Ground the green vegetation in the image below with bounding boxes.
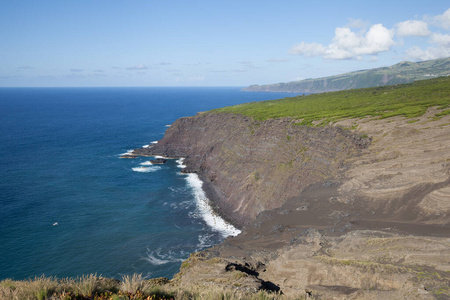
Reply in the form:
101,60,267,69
435,108,450,118
244,56,450,93
214,76,450,126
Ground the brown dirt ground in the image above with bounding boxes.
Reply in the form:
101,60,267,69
191,109,450,299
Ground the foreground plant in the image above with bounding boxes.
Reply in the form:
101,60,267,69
0,273,287,299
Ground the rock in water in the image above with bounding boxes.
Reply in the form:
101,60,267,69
149,158,167,164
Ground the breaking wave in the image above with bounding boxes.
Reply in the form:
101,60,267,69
132,166,161,173
185,173,241,238
119,149,134,156
142,141,158,149
176,158,186,169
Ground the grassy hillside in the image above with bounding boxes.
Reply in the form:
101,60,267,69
214,76,450,126
243,57,450,93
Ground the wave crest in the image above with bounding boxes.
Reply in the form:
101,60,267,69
132,166,161,173
185,173,241,238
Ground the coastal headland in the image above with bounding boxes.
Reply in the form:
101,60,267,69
132,77,450,299
3,77,449,299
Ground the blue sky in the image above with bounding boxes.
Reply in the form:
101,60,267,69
1,0,450,87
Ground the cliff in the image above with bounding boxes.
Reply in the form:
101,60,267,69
130,78,450,299
134,113,369,227
3,80,450,300
243,57,450,93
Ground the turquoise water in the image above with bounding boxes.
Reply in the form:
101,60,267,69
0,87,297,280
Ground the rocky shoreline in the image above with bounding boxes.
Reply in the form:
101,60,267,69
130,110,450,299
132,113,371,227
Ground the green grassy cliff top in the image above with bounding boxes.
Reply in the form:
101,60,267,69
213,76,450,126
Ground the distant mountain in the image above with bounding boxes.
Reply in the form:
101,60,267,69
243,57,450,93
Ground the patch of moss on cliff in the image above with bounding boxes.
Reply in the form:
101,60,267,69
212,76,450,125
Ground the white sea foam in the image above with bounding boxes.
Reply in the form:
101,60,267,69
119,149,134,156
185,173,241,238
142,141,158,148
169,200,192,210
168,186,188,194
144,254,170,265
165,125,171,127
176,158,186,169
144,248,185,266
138,154,166,166
132,166,161,173
197,233,214,248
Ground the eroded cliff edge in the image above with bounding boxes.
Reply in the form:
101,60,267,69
133,110,450,299
134,112,370,228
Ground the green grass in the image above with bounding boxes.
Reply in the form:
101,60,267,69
213,76,450,126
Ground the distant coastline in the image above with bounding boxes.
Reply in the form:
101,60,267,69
243,56,450,93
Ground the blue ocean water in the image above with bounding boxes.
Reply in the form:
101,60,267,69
0,87,297,281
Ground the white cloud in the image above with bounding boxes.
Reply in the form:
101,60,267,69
433,8,450,30
405,32,450,61
402,9,450,61
333,27,361,49
396,20,431,37
289,8,450,62
324,43,355,60
355,24,395,55
431,33,450,47
290,24,394,60
405,45,450,61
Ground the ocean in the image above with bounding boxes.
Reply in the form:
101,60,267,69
0,87,296,281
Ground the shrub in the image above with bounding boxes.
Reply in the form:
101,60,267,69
120,273,146,294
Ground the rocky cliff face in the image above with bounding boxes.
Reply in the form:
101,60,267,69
134,112,369,227
133,110,450,299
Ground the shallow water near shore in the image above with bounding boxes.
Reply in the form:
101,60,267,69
0,87,297,280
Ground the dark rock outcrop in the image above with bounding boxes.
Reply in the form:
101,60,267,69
120,154,138,159
149,158,167,164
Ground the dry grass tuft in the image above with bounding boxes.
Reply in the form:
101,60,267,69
0,273,289,299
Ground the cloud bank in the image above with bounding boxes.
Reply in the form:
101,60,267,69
290,8,450,61
396,20,431,37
